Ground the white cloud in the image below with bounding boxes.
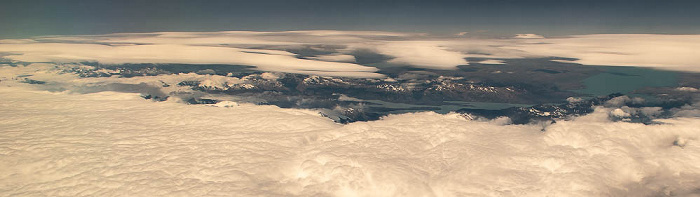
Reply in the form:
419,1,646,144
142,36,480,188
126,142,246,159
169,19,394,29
3,34,700,196
605,96,632,107
0,43,382,78
504,34,700,72
513,34,545,39
260,72,280,80
1,74,700,196
677,87,699,92
476,59,506,65
374,41,469,69
2,31,700,79
610,108,631,117
566,97,584,103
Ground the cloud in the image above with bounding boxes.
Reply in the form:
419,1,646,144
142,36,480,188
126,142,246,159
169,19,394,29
3,34,700,196
2,75,700,196
504,34,700,72
567,97,584,103
513,34,545,39
0,43,382,78
677,87,700,92
1,31,700,80
476,59,505,65
672,103,700,117
306,54,357,63
610,108,631,117
604,95,644,107
373,41,469,69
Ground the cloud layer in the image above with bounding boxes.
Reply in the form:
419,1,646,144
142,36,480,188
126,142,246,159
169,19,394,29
1,31,699,78
1,66,700,196
505,34,700,72
0,42,381,78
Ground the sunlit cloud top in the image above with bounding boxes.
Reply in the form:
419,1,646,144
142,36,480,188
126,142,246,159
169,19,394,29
1,31,699,77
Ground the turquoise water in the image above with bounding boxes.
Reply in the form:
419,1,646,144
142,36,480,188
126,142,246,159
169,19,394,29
443,101,533,111
363,99,532,114
354,66,678,114
575,67,677,96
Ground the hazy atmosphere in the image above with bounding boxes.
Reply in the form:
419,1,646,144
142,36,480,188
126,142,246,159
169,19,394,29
2,0,700,38
1,1,700,196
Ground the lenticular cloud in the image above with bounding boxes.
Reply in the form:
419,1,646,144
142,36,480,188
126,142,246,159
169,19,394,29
1,31,700,74
1,84,699,196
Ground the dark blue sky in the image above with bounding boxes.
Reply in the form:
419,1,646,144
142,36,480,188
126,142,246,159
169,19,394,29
1,0,699,38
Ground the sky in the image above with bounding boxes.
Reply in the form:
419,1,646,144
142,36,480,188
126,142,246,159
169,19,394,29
2,0,700,39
